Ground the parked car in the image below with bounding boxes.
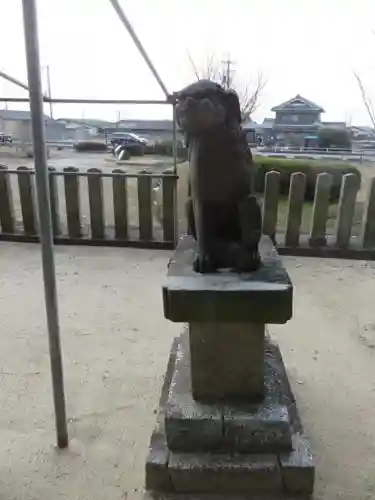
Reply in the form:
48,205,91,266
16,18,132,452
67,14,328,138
110,132,148,156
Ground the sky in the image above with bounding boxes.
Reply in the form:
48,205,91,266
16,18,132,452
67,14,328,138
1,0,375,125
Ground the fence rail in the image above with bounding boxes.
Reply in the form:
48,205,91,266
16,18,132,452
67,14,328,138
0,165,177,249
262,171,375,259
0,166,375,260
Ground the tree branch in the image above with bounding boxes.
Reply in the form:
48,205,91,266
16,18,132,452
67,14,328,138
187,52,267,122
239,72,267,122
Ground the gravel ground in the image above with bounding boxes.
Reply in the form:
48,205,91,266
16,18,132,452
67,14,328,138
0,243,375,499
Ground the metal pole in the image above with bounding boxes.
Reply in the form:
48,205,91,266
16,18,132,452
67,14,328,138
46,65,53,119
172,101,178,246
172,102,177,175
0,97,168,104
21,0,68,449
0,69,30,92
108,0,169,98
0,69,50,100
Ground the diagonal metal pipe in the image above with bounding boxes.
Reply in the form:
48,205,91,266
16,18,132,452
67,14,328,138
0,69,50,100
108,0,170,99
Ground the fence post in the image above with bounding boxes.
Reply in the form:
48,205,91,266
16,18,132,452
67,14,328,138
361,177,375,249
48,167,61,237
309,173,333,247
63,167,81,238
162,170,176,244
138,171,152,242
0,165,15,234
335,173,359,248
262,170,280,242
112,168,128,240
285,172,306,247
17,166,37,235
87,168,105,239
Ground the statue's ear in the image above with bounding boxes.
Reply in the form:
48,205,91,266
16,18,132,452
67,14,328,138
224,89,242,124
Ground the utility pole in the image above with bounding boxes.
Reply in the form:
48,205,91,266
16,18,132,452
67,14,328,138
46,65,53,119
221,54,235,89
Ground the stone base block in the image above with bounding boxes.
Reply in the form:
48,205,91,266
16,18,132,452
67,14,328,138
168,452,282,494
145,337,179,493
146,423,171,492
163,235,293,324
279,434,315,495
145,335,315,498
144,492,311,500
165,333,293,454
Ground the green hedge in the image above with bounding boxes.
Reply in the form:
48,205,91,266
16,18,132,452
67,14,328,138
145,140,188,159
73,140,108,152
253,156,361,202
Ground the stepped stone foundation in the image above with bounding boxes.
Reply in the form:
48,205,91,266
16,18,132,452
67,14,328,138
144,235,315,499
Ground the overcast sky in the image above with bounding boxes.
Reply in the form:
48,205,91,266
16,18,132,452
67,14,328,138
1,0,374,125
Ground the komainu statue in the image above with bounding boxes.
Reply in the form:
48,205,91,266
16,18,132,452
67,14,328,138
175,79,262,274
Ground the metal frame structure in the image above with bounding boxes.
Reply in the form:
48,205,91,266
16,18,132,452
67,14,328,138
17,0,178,448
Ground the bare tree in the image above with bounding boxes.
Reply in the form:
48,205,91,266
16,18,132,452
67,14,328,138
187,52,267,122
353,71,375,130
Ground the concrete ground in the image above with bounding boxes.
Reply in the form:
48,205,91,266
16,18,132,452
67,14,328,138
0,243,375,500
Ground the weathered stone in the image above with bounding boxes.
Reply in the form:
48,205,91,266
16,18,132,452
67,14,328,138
223,342,292,453
143,492,312,499
168,452,283,494
163,235,293,324
145,422,172,492
165,335,223,452
176,80,261,274
165,333,298,454
145,334,315,497
189,322,264,402
264,332,302,434
279,434,315,495
145,337,180,492
224,404,291,454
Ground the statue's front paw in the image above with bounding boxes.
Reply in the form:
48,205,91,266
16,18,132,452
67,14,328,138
193,253,217,274
235,247,262,272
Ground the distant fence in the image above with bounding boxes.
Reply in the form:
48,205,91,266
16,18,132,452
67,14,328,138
257,146,375,163
0,166,375,260
261,146,375,155
262,171,375,260
0,166,177,249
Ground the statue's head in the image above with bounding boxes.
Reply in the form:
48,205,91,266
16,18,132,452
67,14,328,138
175,79,242,135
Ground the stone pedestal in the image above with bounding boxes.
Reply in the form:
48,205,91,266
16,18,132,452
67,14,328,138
145,235,315,499
189,322,265,402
